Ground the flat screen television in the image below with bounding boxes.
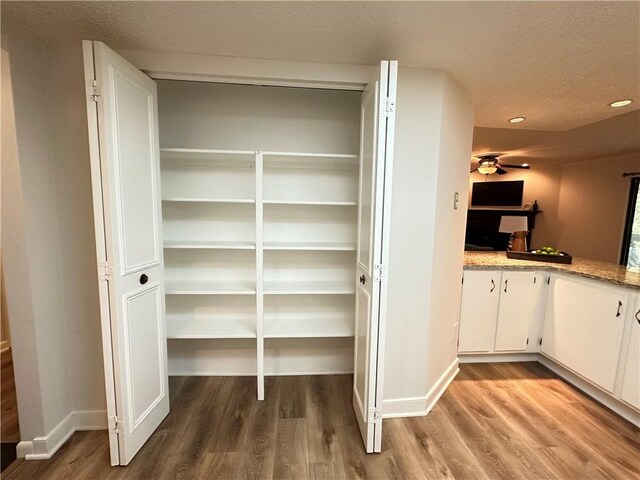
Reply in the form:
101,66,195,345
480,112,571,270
471,180,524,207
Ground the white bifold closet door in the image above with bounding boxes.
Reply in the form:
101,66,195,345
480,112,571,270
83,41,169,466
352,61,398,453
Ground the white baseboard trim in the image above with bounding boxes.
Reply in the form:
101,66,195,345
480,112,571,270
424,358,459,416
17,410,107,461
459,352,539,363
383,358,459,419
538,355,640,427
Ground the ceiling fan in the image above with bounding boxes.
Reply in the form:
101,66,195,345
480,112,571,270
470,153,531,175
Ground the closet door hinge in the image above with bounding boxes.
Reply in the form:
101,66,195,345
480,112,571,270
380,96,396,117
373,264,388,282
368,409,383,422
108,415,123,434
89,80,102,102
98,261,114,281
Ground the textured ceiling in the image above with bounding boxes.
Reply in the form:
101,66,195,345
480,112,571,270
472,109,640,166
2,1,639,132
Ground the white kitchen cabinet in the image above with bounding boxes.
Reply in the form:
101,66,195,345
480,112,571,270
541,274,628,393
458,270,501,352
494,271,543,352
620,293,640,409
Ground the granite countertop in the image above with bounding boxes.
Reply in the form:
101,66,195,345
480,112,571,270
464,251,640,290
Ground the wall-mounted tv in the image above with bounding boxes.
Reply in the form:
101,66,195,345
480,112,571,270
471,180,524,207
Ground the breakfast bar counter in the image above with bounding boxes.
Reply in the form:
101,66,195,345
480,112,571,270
464,251,640,289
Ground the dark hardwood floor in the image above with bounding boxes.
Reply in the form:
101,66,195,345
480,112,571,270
4,362,639,479
1,347,20,472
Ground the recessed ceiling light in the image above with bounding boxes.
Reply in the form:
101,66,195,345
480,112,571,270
609,99,632,108
509,117,526,123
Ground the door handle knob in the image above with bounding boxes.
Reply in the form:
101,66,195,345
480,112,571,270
140,274,149,285
359,274,366,285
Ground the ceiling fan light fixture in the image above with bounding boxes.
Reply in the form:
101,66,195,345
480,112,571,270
609,99,632,108
521,163,529,167
509,116,526,123
478,164,498,175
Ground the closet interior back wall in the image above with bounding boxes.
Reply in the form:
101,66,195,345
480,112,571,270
157,80,361,382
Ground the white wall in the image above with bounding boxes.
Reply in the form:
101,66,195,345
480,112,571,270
46,45,106,412
1,24,106,455
2,31,47,442
157,80,361,153
1,25,72,439
426,75,474,401
383,68,474,416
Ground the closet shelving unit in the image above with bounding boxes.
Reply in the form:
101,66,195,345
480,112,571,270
160,147,358,397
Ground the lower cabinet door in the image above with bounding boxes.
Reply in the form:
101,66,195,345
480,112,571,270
458,271,501,353
494,271,541,351
620,294,640,409
542,275,627,393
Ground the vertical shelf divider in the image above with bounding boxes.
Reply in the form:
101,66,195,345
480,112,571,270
255,151,265,400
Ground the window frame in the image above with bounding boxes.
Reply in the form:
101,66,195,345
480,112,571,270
620,177,640,266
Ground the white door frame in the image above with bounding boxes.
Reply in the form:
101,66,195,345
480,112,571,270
82,40,120,466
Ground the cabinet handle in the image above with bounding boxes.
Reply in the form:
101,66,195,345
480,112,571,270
359,274,366,285
490,279,495,293
504,279,508,293
636,308,639,325
616,300,622,318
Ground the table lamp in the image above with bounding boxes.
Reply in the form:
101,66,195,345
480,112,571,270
498,216,529,252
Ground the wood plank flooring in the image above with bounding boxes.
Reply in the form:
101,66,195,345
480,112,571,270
1,347,20,443
4,362,639,479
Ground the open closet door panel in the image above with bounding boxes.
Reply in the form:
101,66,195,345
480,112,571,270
352,61,398,453
83,41,169,466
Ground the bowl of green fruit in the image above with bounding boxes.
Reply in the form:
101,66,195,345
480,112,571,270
506,246,572,264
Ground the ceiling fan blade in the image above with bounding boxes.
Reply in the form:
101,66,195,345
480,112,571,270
496,167,508,175
500,163,530,169
470,167,479,173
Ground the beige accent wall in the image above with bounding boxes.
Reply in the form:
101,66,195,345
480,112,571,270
556,153,640,263
469,167,563,250
468,152,640,263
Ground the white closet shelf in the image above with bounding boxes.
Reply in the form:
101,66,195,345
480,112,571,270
167,317,256,339
262,152,358,171
164,241,256,250
162,198,255,204
263,200,357,207
264,318,354,338
165,280,256,295
263,241,355,251
263,281,354,295
161,148,256,168
161,147,256,156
